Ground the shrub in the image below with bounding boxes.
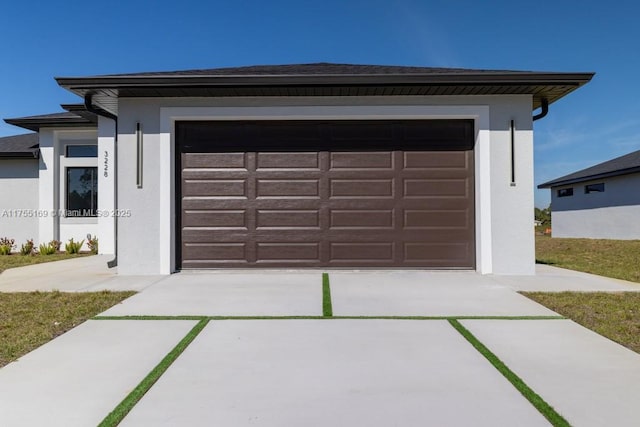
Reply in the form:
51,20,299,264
20,239,34,256
86,234,98,255
65,238,84,254
38,243,56,255
0,237,15,255
49,240,62,252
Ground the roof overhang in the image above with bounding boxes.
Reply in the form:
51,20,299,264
537,167,640,188
56,71,595,116
0,151,39,159
4,111,97,132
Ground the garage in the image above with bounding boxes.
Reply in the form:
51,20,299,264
176,120,475,269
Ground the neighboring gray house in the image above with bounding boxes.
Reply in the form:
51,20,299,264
2,63,593,275
538,149,640,239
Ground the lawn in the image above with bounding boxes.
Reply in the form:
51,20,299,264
523,291,640,354
536,235,640,283
0,291,135,367
0,252,91,274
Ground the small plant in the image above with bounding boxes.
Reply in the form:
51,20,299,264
49,240,62,252
0,237,15,255
65,238,84,254
38,243,56,255
20,239,35,256
86,234,98,255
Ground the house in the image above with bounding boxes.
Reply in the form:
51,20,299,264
0,133,40,246
538,149,640,239
1,63,593,275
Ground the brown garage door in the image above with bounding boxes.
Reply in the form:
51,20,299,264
176,120,475,269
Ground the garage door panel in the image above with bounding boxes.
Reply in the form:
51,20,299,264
330,210,394,229
256,243,320,261
403,179,470,198
330,243,395,262
256,210,320,229
182,170,250,180
257,152,320,169
183,180,248,197
330,179,394,198
403,210,469,229
183,210,247,228
177,120,475,269
403,151,468,169
183,243,247,261
330,152,394,169
256,179,320,198
183,152,248,169
404,242,472,263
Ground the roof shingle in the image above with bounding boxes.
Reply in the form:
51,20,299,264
100,63,524,77
538,149,640,188
0,133,39,158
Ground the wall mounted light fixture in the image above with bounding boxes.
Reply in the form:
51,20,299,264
510,119,516,187
136,122,143,188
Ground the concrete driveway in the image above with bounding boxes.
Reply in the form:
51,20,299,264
1,262,639,426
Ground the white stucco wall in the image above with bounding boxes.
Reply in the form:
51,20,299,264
97,116,116,255
0,159,39,247
114,95,535,275
551,173,640,239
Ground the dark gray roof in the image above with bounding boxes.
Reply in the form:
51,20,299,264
0,133,39,158
56,62,594,116
538,149,640,188
4,110,97,132
102,63,521,77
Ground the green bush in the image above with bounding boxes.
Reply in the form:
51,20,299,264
65,238,84,254
20,239,34,256
38,243,56,255
0,238,15,256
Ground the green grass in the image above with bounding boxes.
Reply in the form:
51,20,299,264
522,291,640,354
98,319,209,427
449,319,570,427
322,272,333,317
536,235,640,283
0,252,92,274
0,291,136,367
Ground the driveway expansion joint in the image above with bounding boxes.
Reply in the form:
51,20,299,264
98,319,210,427
93,315,566,321
449,319,571,427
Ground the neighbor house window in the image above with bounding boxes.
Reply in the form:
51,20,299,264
66,145,97,158
585,183,605,194
557,188,573,197
66,167,98,217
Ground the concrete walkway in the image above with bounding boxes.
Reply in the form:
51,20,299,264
1,259,639,426
0,255,164,292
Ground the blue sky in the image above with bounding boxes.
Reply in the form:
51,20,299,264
1,0,638,207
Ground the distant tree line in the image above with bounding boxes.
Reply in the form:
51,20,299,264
535,205,551,227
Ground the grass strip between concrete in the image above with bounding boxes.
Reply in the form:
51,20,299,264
448,319,571,427
97,318,209,427
94,315,564,321
322,272,333,317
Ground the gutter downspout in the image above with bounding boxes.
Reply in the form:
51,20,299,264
84,94,118,268
532,98,549,121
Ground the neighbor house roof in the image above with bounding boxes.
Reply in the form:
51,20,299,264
55,62,594,116
4,106,97,132
538,149,640,188
0,133,39,158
